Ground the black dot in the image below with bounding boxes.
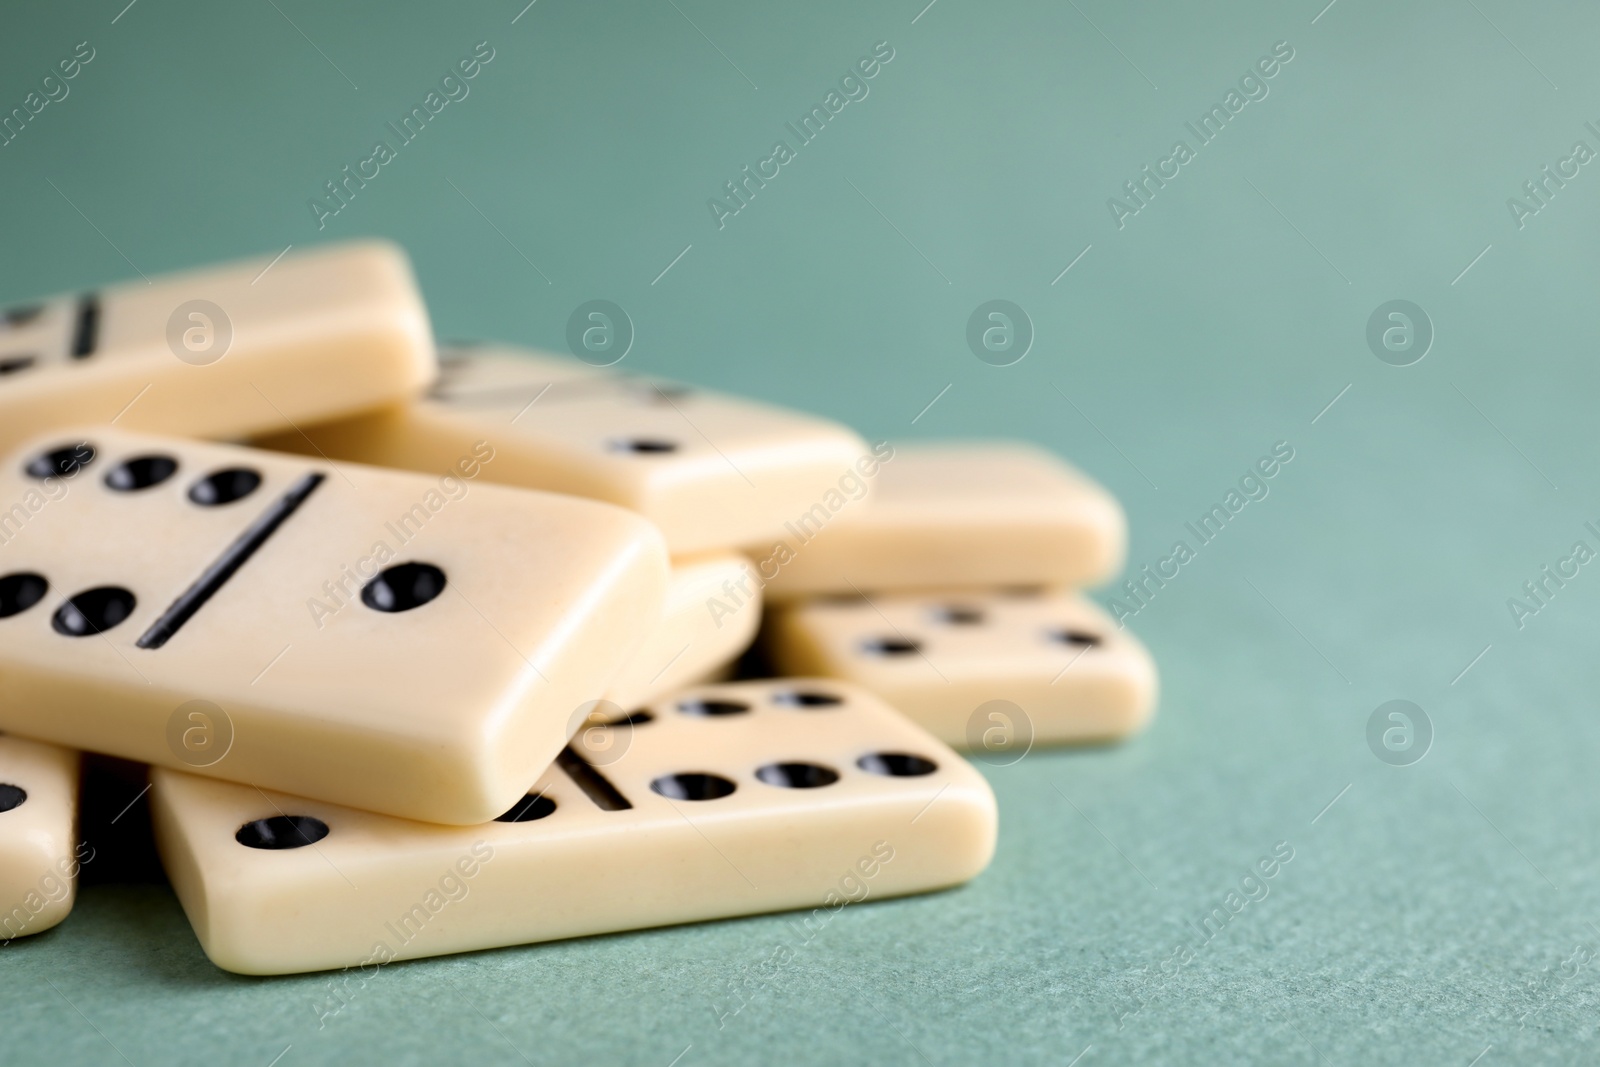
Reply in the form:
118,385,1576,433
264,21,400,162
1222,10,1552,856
772,690,844,708
650,772,736,801
1051,629,1102,648
933,605,985,625
3,305,42,327
755,762,839,789
25,442,95,479
105,454,179,492
0,355,35,375
188,468,262,506
607,438,679,454
235,815,329,850
495,793,557,822
0,783,25,813
861,636,922,656
858,752,939,777
0,572,48,618
52,586,136,636
361,563,448,613
676,698,750,717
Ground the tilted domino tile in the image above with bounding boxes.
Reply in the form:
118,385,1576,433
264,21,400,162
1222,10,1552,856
149,679,996,975
766,590,1156,747
0,241,434,453
0,735,82,941
743,442,1125,601
0,427,668,825
256,341,872,554
606,552,761,711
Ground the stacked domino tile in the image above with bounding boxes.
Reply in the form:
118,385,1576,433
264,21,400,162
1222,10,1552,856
0,242,1153,974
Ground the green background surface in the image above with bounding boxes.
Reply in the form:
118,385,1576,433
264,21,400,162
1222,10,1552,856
4,0,1600,1063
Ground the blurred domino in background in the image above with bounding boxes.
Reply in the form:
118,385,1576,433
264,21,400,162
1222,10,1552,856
767,589,1156,747
0,242,434,451
740,441,1125,600
258,341,872,554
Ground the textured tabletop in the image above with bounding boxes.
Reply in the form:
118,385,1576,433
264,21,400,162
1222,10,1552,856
4,0,1599,1063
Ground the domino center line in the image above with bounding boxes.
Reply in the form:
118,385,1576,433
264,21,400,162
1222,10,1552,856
71,294,98,358
554,746,632,811
135,472,326,649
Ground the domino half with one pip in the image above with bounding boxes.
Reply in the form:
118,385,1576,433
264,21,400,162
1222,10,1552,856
0,734,83,941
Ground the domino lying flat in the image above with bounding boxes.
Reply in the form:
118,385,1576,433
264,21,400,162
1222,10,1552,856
149,679,997,975
257,342,872,554
743,442,1125,600
607,552,761,711
0,735,82,941
766,589,1156,747
0,427,668,825
0,241,434,452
